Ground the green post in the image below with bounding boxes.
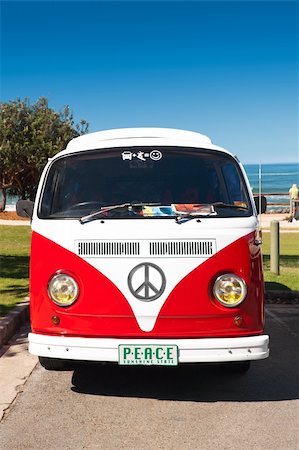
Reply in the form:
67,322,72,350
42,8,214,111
270,221,280,275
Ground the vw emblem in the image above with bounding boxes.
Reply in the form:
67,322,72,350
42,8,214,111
128,263,166,301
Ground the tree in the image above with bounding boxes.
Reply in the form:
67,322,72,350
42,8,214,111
0,97,89,211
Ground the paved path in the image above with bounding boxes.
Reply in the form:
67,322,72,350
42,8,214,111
0,220,30,226
259,213,299,231
0,323,37,421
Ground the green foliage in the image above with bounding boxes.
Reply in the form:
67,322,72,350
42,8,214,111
0,97,88,210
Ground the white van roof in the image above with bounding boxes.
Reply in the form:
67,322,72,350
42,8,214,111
52,128,234,160
66,128,214,151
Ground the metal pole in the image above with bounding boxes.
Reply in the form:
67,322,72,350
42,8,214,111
258,163,262,219
270,221,280,275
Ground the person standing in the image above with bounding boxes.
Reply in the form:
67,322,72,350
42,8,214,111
289,183,299,216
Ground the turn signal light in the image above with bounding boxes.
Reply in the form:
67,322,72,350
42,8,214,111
51,315,60,325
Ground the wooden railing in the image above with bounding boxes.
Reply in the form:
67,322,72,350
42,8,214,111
261,193,299,214
262,193,289,208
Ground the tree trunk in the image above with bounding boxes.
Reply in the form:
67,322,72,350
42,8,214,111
0,188,7,212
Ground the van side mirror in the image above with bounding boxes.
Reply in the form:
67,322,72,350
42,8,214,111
254,196,267,214
16,199,34,219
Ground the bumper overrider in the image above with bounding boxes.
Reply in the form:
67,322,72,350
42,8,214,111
28,333,269,363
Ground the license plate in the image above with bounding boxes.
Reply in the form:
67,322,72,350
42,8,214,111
118,344,178,366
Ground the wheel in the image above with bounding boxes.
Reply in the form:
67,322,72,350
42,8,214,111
39,356,73,371
225,361,251,374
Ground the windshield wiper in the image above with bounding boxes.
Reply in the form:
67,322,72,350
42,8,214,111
80,202,162,224
174,202,248,224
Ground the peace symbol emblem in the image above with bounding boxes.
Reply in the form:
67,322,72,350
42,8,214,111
128,263,166,301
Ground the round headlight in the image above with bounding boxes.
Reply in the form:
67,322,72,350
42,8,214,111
48,273,79,306
213,273,247,307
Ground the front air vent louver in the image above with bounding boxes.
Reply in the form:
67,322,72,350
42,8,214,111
149,240,215,256
77,241,140,257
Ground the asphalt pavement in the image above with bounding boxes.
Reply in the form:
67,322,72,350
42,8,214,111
0,304,298,450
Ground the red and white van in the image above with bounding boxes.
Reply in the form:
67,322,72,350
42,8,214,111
18,128,269,371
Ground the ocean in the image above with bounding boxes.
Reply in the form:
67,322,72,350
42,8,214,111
244,162,299,210
244,163,299,193
4,162,299,211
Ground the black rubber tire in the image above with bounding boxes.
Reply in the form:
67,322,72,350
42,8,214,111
39,356,71,371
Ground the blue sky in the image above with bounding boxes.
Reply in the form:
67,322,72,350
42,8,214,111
1,1,298,163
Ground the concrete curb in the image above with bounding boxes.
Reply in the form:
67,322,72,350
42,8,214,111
0,301,30,347
0,291,299,349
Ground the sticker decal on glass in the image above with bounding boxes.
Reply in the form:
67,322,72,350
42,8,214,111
150,150,162,161
121,150,163,162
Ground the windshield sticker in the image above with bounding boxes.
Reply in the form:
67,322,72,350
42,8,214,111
121,150,163,162
150,150,162,161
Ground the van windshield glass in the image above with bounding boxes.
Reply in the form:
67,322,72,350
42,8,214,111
39,147,252,219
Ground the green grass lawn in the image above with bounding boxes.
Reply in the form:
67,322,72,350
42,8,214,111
0,226,298,317
262,232,299,291
0,225,31,316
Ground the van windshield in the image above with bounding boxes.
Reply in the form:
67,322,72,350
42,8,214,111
39,147,252,219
